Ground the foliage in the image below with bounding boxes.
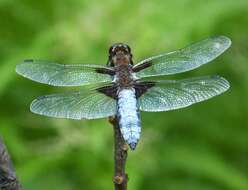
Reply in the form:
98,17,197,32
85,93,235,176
0,0,248,189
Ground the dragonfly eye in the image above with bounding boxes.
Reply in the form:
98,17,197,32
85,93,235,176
124,44,131,53
109,43,131,55
109,46,114,54
107,43,133,66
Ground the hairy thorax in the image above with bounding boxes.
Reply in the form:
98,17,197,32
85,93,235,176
114,64,135,88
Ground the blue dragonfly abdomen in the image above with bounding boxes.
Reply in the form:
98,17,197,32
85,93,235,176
117,88,141,150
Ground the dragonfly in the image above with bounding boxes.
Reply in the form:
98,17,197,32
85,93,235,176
16,36,231,150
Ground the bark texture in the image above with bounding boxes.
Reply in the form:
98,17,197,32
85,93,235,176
0,138,21,190
109,116,128,190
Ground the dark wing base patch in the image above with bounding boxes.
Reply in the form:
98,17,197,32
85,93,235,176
97,82,155,99
97,85,118,99
134,82,156,98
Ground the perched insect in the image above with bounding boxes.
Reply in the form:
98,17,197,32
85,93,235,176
16,36,231,150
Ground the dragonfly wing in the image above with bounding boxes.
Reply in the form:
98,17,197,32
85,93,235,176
30,87,117,119
16,60,114,86
134,36,231,78
139,76,229,112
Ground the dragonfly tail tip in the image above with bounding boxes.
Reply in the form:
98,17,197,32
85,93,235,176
129,142,137,151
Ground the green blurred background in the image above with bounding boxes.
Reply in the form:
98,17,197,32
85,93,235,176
0,0,248,189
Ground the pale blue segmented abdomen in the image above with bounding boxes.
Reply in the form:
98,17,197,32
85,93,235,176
117,88,141,150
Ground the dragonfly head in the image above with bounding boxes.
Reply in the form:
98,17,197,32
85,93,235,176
107,43,133,67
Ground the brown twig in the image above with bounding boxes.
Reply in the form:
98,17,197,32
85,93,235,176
109,116,128,190
0,137,21,190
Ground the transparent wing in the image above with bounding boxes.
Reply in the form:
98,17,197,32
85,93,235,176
139,76,230,112
16,60,114,86
30,88,116,119
134,36,231,78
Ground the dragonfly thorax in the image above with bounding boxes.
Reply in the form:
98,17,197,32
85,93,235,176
114,64,135,88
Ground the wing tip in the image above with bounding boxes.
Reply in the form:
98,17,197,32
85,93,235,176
220,35,232,47
211,75,231,92
30,98,41,114
15,59,33,75
213,35,232,50
15,63,25,76
220,76,231,91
